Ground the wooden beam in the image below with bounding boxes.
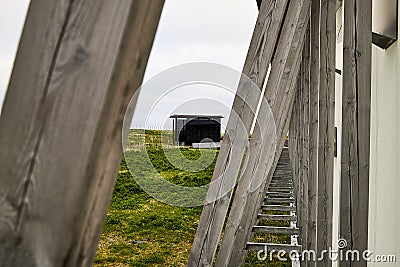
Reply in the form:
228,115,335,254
339,0,372,266
316,0,336,265
289,79,300,214
307,0,320,261
215,0,311,265
300,22,311,252
188,1,290,265
292,77,303,241
0,1,164,266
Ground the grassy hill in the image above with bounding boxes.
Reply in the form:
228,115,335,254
94,130,291,266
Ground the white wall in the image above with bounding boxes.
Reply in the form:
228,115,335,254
368,4,400,264
335,4,400,266
333,6,343,267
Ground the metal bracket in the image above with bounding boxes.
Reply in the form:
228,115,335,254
372,0,398,49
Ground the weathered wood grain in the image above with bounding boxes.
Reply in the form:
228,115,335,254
316,1,336,266
307,1,320,263
188,1,290,265
289,80,300,209
296,73,304,245
300,24,311,254
289,93,298,179
339,0,372,266
0,1,164,266
215,1,311,265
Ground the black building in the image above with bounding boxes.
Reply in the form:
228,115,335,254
170,115,223,146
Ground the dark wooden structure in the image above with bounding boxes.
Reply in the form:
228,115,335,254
170,115,222,146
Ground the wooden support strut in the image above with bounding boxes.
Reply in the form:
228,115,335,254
215,0,311,265
339,0,372,266
316,1,336,266
289,75,300,219
307,0,320,262
300,21,311,255
188,0,290,265
0,1,164,266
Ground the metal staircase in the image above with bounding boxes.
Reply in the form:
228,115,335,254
246,147,302,265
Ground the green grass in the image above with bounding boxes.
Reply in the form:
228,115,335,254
95,130,294,266
95,156,206,267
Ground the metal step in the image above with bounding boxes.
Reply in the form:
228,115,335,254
266,192,294,197
267,188,294,193
270,179,292,183
264,198,295,204
258,214,297,221
253,226,299,234
261,205,296,212
246,242,302,252
270,180,293,184
269,183,294,187
271,179,292,182
269,184,294,188
245,148,302,263
268,186,294,190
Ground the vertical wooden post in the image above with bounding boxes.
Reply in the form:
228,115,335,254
293,74,303,245
0,1,164,266
188,1,290,265
339,0,372,266
291,79,301,221
307,0,320,264
289,98,298,179
300,23,311,254
289,80,300,219
297,71,305,246
316,0,336,265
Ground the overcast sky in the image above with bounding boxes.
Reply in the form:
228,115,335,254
0,0,257,129
0,0,30,111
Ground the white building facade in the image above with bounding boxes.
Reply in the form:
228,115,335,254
334,2,400,266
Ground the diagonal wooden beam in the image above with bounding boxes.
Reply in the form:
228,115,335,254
188,1,290,265
215,0,311,265
0,1,164,266
339,0,372,266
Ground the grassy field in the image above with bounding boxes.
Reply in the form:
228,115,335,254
94,130,292,266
